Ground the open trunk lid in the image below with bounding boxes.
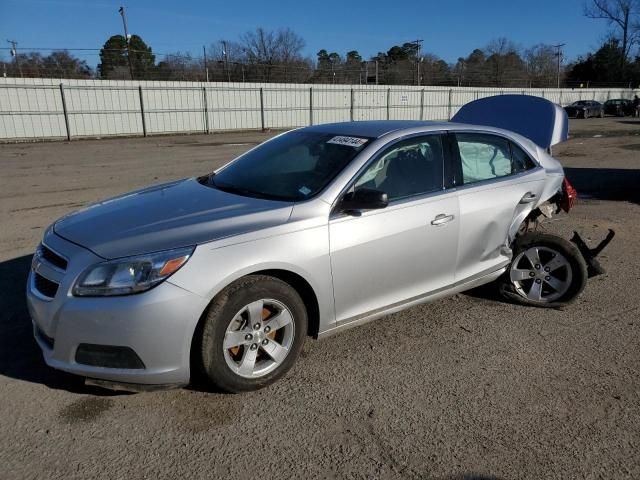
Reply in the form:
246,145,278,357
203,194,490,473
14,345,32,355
451,94,568,149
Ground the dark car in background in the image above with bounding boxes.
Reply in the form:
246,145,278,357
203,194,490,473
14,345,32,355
564,100,604,119
603,99,634,117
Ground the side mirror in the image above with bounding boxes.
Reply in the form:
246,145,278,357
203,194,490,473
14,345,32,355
340,188,388,212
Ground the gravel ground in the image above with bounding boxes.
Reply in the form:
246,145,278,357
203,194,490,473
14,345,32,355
1,118,639,480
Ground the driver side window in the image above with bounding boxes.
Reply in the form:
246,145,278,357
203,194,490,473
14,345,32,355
353,135,444,202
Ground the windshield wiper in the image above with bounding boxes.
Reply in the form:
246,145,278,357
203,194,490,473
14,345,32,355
213,181,270,200
197,172,216,186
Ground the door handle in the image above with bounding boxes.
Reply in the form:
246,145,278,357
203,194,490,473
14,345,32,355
431,214,455,226
519,192,537,204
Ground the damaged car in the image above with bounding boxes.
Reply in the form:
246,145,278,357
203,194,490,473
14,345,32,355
27,95,613,393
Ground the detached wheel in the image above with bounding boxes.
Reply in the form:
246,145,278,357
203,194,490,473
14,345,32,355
499,233,587,308
198,275,307,393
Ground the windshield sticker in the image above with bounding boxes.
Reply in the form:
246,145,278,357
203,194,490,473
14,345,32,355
327,136,369,148
299,186,311,196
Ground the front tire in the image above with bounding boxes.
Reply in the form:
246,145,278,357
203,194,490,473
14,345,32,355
197,275,307,393
499,233,587,308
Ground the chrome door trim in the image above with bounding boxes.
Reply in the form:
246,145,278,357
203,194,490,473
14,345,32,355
447,166,544,196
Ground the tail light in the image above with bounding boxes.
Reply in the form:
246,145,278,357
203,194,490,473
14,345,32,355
560,177,577,212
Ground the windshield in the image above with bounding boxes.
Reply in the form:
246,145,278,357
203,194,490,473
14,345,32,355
571,101,588,106
206,131,371,201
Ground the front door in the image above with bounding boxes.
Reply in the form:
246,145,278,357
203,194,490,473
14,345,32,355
329,134,460,324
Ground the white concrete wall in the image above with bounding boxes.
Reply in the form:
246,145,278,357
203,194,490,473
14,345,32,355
0,77,637,141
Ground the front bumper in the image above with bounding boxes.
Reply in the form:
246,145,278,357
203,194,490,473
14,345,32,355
564,108,584,118
27,233,208,386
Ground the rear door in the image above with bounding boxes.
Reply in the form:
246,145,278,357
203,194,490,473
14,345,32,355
449,131,546,282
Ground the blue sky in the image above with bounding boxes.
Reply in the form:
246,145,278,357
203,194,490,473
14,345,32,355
1,0,611,66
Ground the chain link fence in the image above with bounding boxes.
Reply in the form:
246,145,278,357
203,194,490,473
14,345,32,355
1,78,637,141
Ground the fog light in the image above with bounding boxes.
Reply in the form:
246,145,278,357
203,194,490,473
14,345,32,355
75,344,145,369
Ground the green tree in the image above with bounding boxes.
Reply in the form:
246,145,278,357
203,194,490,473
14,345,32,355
386,45,408,62
567,38,627,84
98,34,155,79
346,50,362,63
316,49,331,68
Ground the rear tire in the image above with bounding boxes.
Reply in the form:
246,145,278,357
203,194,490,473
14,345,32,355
197,275,307,393
499,233,587,308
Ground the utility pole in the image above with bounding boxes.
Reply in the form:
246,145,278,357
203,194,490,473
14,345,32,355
375,60,378,85
457,60,465,87
222,41,231,82
203,45,209,82
412,39,423,86
7,40,22,77
118,6,135,80
552,43,565,89
330,57,335,84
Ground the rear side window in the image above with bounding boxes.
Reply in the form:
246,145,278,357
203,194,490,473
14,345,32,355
510,142,537,173
454,133,538,184
455,133,512,184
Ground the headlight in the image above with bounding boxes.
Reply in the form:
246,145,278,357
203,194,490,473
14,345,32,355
73,246,194,297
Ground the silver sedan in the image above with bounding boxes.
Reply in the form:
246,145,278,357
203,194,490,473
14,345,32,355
27,95,594,392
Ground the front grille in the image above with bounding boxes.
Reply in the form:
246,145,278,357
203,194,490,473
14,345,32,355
75,344,146,369
40,244,68,271
34,272,59,298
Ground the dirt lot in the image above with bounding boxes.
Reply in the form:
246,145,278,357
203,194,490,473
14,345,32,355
1,118,639,480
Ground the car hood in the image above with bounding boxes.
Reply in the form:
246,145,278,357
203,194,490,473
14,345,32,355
54,178,293,259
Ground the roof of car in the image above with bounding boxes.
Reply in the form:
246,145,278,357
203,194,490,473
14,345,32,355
303,120,450,138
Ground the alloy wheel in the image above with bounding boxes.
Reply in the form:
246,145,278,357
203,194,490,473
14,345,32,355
509,246,573,303
222,299,295,379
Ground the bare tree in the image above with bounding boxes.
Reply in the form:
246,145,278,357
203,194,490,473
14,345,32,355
524,44,558,87
240,27,306,81
584,0,640,65
209,40,245,63
485,38,526,87
276,28,305,63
